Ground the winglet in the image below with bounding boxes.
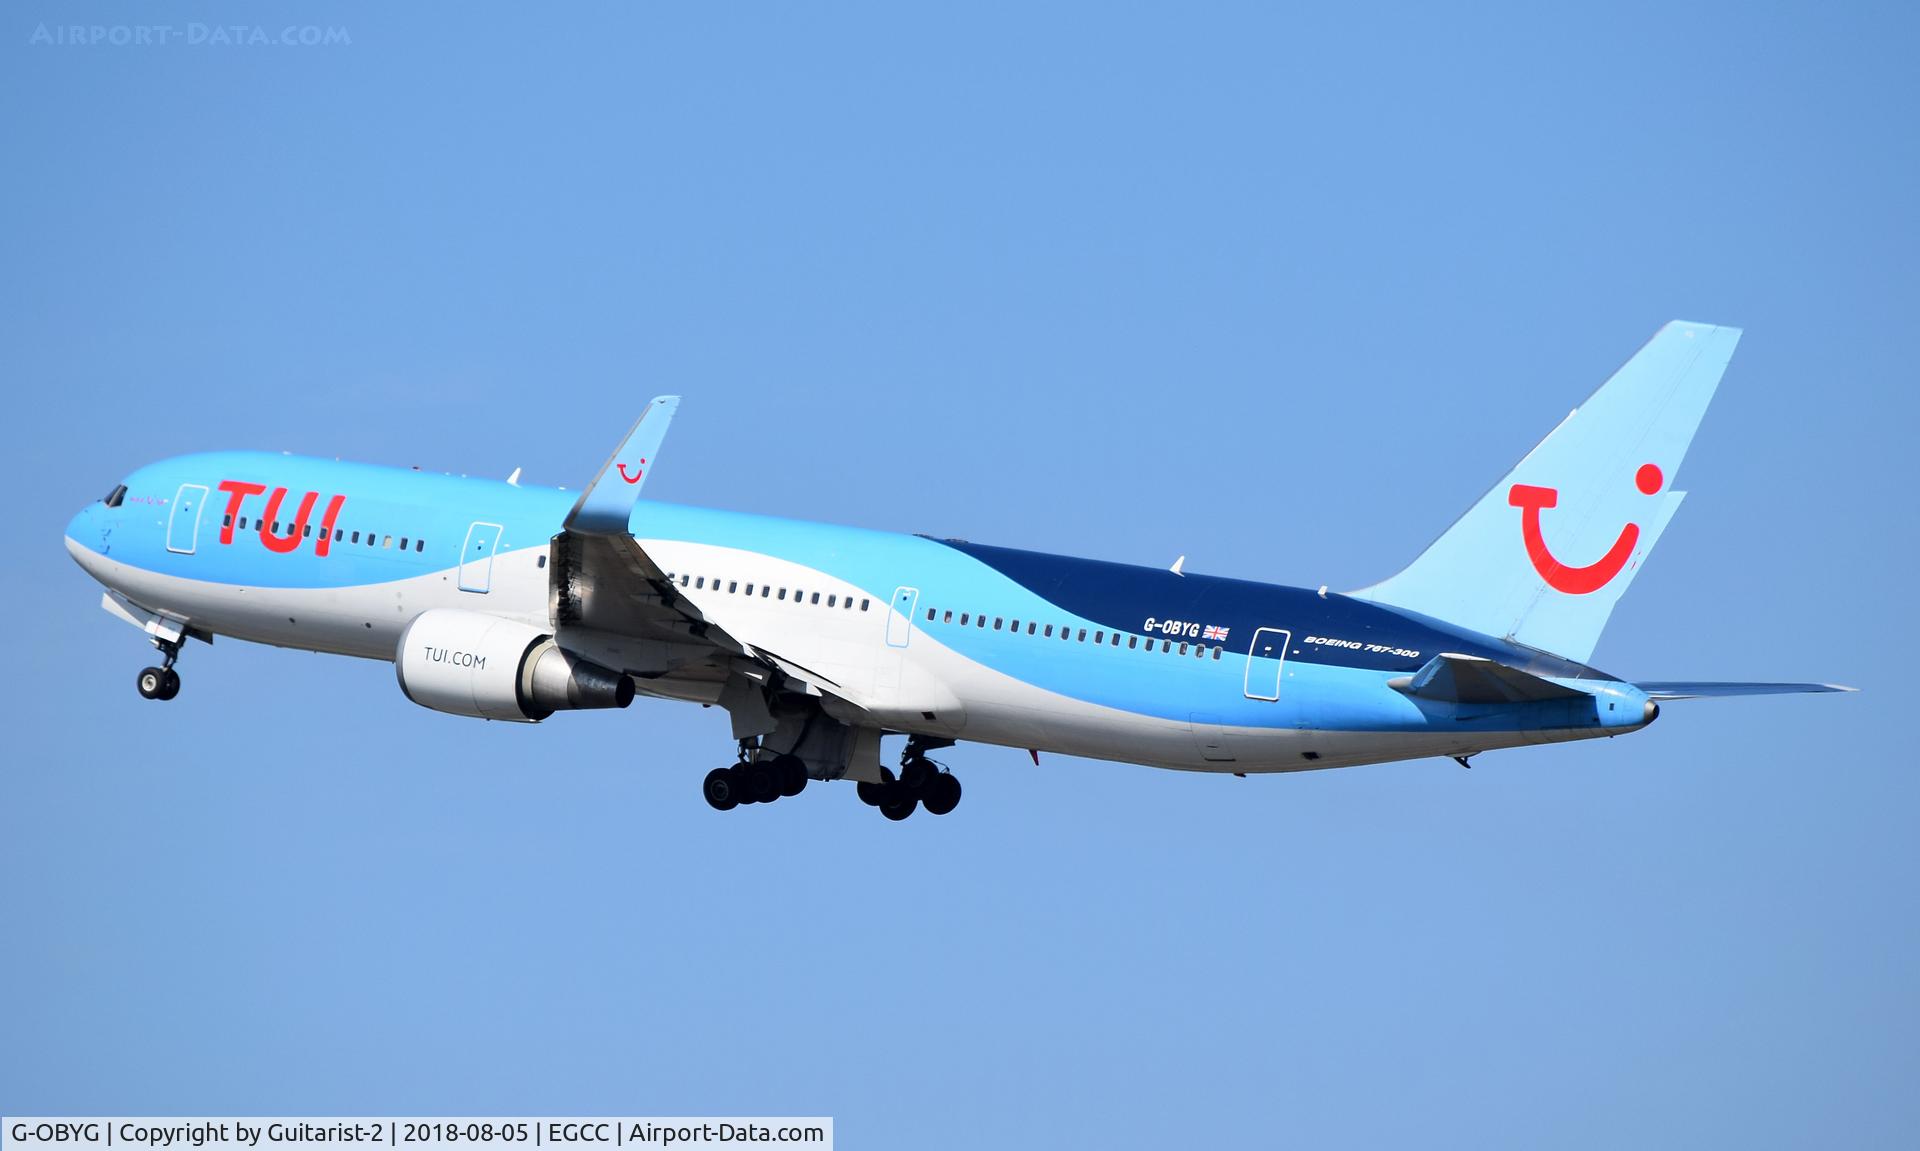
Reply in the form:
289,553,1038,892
566,396,681,534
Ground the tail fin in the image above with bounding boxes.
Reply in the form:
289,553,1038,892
1352,321,1741,663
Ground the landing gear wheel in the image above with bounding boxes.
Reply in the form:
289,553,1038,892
743,761,780,805
157,669,181,701
900,756,936,790
857,766,897,807
879,790,918,821
137,667,165,700
703,767,741,811
922,772,962,816
774,754,808,798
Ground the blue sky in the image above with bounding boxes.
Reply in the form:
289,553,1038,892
3,2,1914,1146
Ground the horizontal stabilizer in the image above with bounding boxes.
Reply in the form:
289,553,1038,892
1390,652,1588,705
1636,681,1857,701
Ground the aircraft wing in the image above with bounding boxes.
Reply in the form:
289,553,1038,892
1389,652,1590,704
547,402,854,704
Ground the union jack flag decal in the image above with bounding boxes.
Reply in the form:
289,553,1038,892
1203,625,1230,642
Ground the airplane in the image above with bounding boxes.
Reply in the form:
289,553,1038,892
63,321,1850,819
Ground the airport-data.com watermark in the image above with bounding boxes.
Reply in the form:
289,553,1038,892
28,22,351,47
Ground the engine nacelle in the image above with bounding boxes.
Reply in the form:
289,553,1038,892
395,608,634,722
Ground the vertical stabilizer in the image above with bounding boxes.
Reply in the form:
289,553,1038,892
1352,321,1740,663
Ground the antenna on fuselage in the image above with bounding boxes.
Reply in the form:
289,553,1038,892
1169,555,1186,577
506,467,522,486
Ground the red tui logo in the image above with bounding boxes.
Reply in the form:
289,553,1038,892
1509,463,1663,595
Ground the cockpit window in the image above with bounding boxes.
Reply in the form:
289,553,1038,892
103,484,127,508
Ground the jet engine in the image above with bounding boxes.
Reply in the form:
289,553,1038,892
395,608,633,722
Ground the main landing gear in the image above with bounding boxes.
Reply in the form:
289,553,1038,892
703,746,808,812
857,739,961,821
136,640,182,701
699,735,964,820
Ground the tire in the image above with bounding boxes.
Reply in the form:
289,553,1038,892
900,756,935,790
857,765,897,807
157,669,181,701
702,767,740,811
726,765,757,805
922,772,962,816
879,788,918,821
137,667,164,699
745,762,780,804
775,754,808,798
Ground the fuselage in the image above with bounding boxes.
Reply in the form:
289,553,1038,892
65,450,1656,773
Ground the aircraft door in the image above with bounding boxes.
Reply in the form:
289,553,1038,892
1243,627,1291,701
885,586,919,648
166,484,209,554
458,522,504,593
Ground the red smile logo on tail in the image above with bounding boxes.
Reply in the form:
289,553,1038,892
1509,463,1663,595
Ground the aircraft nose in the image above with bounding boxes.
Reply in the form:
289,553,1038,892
65,502,111,567
66,503,96,546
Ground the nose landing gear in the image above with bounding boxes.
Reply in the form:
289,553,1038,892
136,640,182,701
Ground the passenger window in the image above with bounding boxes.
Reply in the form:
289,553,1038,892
1162,640,1172,652
696,577,705,589
536,554,546,567
383,535,392,548
729,581,738,593
1077,629,1087,642
961,614,970,626
224,514,233,528
1044,625,1053,637
239,517,249,529
978,615,987,628
927,608,936,622
745,583,754,596
861,598,870,610
845,598,854,610
1094,631,1104,644
335,529,344,542
763,587,772,598
680,575,691,587
351,531,360,543
778,588,788,600
1028,622,1037,635
811,592,820,605
827,594,837,607
272,522,281,533
1128,636,1138,649
1213,647,1222,660
993,617,1003,630
398,536,406,548
1179,643,1189,655
943,610,953,623
1111,633,1121,646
